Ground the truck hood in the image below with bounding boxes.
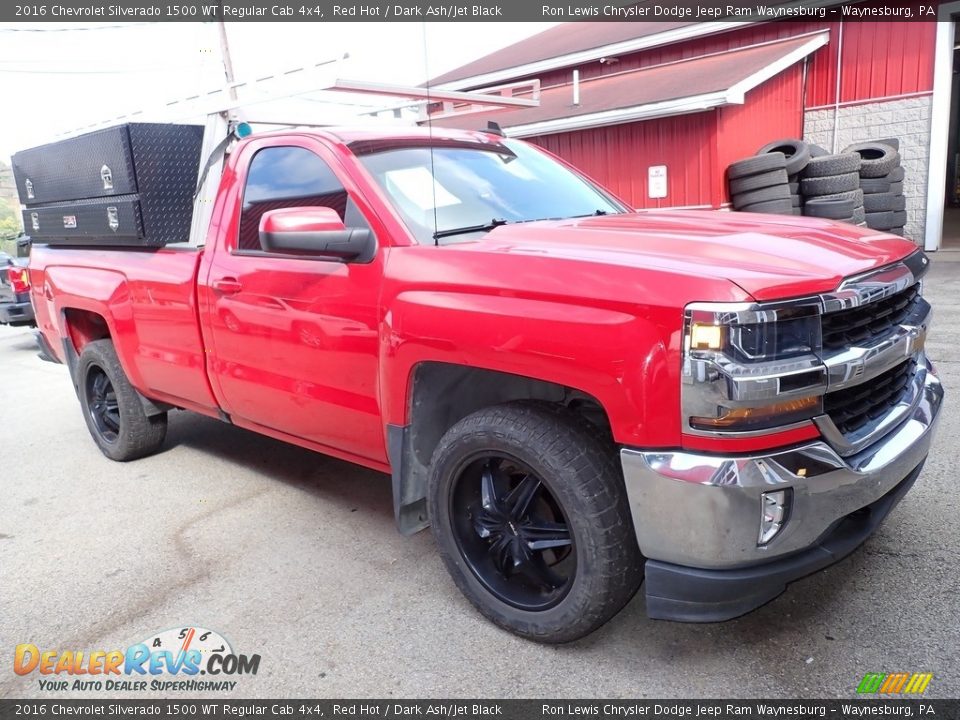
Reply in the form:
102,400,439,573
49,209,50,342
476,210,919,301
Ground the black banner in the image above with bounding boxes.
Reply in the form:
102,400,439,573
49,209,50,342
0,0,948,23
1,700,957,719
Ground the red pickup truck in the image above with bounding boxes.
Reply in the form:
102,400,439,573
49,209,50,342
26,126,942,643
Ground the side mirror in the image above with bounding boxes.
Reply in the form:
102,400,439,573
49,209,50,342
258,207,374,262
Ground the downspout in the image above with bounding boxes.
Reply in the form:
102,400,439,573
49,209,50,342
831,22,845,153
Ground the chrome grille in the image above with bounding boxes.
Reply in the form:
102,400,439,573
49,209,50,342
820,284,921,351
824,358,917,435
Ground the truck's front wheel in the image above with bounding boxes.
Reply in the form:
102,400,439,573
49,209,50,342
427,403,643,643
77,339,167,461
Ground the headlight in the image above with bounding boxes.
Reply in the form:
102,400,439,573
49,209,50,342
682,301,826,436
727,309,820,362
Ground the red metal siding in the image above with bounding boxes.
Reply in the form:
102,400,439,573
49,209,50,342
527,112,719,210
529,21,935,107
816,21,935,106
717,64,805,204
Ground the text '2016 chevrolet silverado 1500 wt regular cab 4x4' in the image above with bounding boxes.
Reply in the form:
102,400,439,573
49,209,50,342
18,123,942,643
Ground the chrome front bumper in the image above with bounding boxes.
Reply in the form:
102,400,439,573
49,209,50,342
621,354,943,570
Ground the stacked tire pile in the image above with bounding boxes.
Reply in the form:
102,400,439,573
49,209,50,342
799,151,866,227
727,137,907,236
844,139,906,236
726,143,804,216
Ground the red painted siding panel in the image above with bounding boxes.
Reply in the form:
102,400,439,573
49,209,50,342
831,21,934,105
527,112,719,210
718,64,805,204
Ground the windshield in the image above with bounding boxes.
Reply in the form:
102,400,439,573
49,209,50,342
353,139,626,244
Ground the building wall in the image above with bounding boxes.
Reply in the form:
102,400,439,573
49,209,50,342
527,112,719,210
494,22,938,231
529,63,805,210
803,96,933,243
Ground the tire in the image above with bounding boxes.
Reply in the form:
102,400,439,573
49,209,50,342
865,210,908,230
76,339,168,461
852,206,866,225
790,194,802,207
810,189,864,205
727,152,787,180
863,192,906,213
731,184,790,210
808,144,830,158
788,181,800,195
790,206,804,215
427,402,643,643
842,142,901,178
738,198,794,214
860,173,904,194
728,168,789,195
801,153,861,178
876,137,900,151
800,172,859,196
804,197,856,219
860,177,892,194
756,139,811,175
887,227,905,236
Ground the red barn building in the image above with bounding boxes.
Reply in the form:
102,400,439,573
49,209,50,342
429,18,958,252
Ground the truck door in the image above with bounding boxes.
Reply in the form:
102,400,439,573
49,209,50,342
200,137,386,464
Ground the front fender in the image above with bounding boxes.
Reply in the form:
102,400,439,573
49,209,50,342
380,289,681,448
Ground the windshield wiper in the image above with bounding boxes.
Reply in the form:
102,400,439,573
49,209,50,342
433,218,509,241
569,209,611,218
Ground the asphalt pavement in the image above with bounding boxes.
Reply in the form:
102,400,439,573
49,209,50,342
1,259,958,700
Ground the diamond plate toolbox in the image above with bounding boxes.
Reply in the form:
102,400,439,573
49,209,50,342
13,123,203,247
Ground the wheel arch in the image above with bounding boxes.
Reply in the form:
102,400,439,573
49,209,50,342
388,362,614,536
62,309,170,418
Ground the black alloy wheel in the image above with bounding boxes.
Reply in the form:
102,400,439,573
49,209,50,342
451,454,575,611
76,339,168,461
86,367,121,444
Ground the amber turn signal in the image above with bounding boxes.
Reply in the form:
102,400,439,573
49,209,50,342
691,395,820,431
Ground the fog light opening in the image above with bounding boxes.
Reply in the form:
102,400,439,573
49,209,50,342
759,489,792,546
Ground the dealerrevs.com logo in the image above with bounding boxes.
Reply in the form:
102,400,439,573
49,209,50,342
14,626,260,692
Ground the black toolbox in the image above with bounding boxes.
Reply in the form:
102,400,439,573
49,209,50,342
13,123,204,247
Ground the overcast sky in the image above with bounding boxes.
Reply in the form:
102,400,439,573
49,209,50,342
0,21,554,162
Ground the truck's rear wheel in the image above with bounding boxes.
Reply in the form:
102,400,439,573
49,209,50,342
77,339,167,461
427,403,643,643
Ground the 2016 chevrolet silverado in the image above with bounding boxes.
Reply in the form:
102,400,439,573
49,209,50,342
19,123,942,642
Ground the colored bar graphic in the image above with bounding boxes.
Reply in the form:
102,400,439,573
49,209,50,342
858,672,933,694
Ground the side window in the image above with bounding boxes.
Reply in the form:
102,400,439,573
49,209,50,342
237,146,349,252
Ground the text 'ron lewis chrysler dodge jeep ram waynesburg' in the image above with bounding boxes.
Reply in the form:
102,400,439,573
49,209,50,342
16,122,942,642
